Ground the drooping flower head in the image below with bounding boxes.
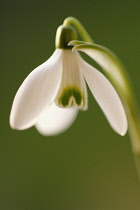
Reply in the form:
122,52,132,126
10,18,129,137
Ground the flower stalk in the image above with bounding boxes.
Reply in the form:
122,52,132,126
63,17,94,43
64,17,140,155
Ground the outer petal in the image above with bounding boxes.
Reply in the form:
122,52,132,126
78,57,128,136
10,49,62,130
35,103,78,136
71,42,130,99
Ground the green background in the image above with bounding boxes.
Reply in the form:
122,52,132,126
1,0,140,209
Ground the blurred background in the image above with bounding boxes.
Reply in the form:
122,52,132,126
1,0,140,209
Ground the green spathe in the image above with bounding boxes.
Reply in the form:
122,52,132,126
57,86,84,107
55,25,77,49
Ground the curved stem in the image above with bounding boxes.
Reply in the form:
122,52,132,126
101,66,140,155
72,41,140,155
101,61,140,155
128,107,140,154
67,20,140,156
63,17,94,44
66,18,140,180
101,59,140,155
104,63,140,155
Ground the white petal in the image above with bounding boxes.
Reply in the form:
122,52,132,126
79,58,128,135
10,49,62,130
35,103,78,136
73,44,129,98
55,50,88,110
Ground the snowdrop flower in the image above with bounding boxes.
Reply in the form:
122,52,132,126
10,23,128,136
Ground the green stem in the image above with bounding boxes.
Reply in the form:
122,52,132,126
64,17,140,180
102,58,140,155
101,58,140,154
129,110,140,181
105,63,140,155
73,41,140,155
65,17,140,156
63,17,94,44
127,106,140,154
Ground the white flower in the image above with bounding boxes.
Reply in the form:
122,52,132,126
10,25,128,136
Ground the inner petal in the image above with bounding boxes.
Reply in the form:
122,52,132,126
55,50,87,109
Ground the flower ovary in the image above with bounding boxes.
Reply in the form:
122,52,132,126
55,25,77,49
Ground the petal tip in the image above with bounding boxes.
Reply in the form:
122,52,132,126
119,128,128,136
115,121,128,136
9,120,23,130
10,122,21,130
9,114,34,131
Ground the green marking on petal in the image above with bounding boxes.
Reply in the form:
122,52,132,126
58,87,84,108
